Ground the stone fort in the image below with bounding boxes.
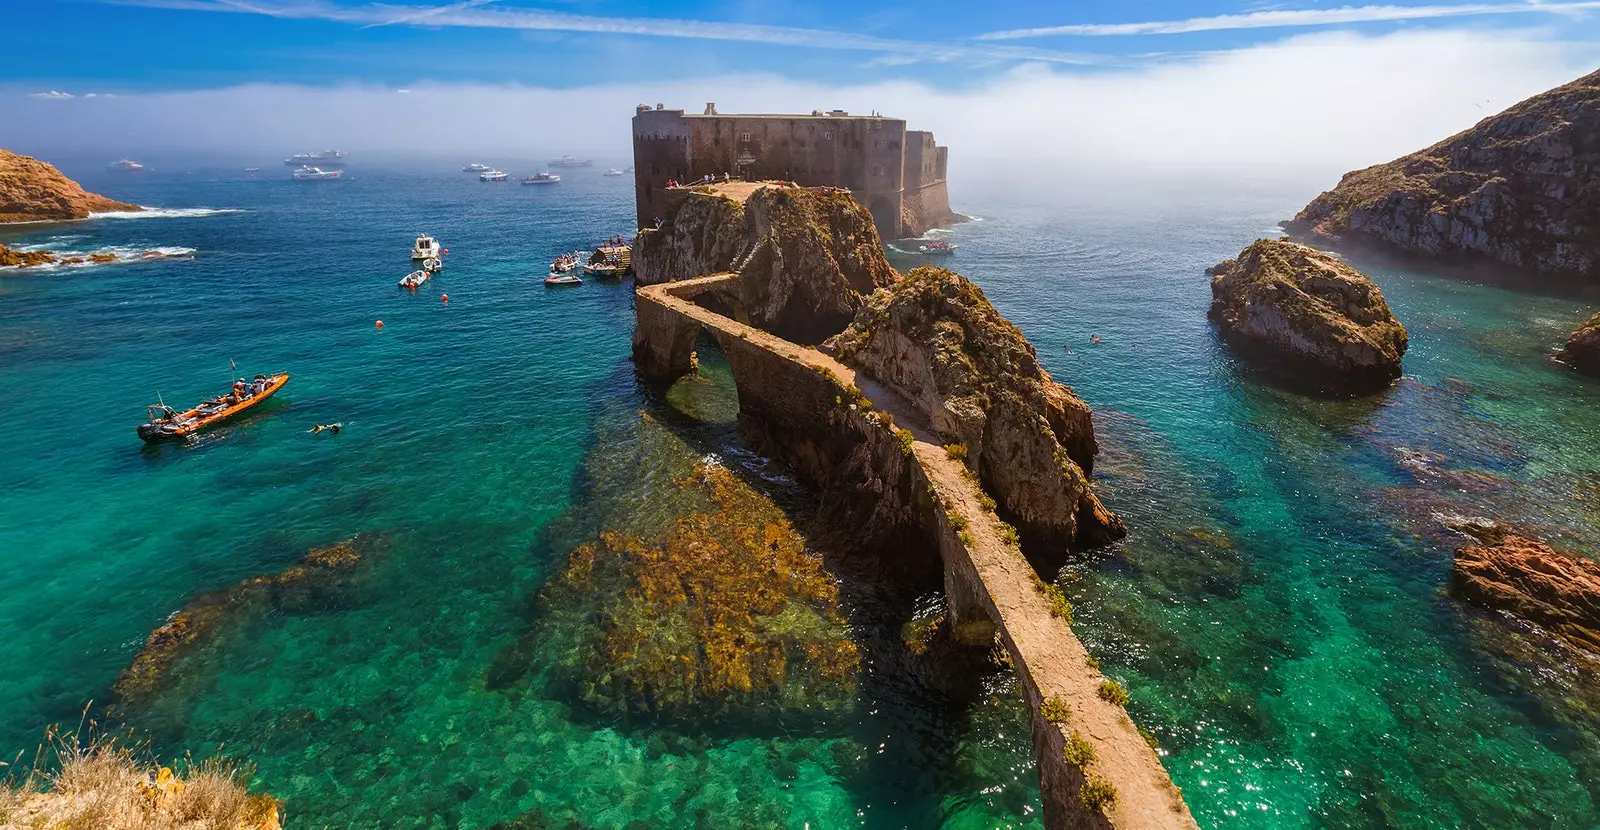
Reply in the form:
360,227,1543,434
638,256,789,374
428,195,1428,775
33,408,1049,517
632,103,960,240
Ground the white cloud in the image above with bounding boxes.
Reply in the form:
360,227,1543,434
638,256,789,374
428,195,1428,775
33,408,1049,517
979,1,1600,39
5,29,1593,190
27,90,76,100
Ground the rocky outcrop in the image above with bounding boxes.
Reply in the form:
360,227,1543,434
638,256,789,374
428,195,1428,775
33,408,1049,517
1452,530,1600,652
1208,239,1408,395
1562,312,1600,376
827,266,1124,550
0,149,140,223
632,184,897,343
1285,69,1600,285
1,243,192,269
112,535,380,707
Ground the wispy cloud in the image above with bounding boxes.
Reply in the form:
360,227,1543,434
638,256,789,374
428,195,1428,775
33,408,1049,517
978,1,1600,39
28,90,76,99
107,0,1104,64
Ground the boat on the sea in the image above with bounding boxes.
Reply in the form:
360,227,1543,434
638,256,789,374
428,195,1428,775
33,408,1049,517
521,172,560,185
411,234,442,262
244,167,261,174
918,241,957,255
463,163,492,173
137,373,289,442
399,269,430,288
548,156,593,168
544,273,582,286
421,257,442,273
285,150,347,168
108,159,145,172
584,262,622,278
293,166,341,181
602,168,625,177
480,170,508,182
550,253,579,274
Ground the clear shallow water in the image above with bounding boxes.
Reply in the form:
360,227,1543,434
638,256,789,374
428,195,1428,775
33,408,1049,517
1,164,1597,828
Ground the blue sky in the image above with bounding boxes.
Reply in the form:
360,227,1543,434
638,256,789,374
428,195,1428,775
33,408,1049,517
8,0,1600,90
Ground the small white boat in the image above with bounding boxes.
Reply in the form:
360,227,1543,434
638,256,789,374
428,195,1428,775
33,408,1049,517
399,269,430,288
544,273,582,286
918,241,957,255
463,163,492,173
480,170,508,182
521,172,560,185
550,254,580,274
244,167,261,174
602,168,625,177
286,150,347,167
293,165,341,181
421,257,442,273
108,159,145,172
411,234,442,261
584,262,622,278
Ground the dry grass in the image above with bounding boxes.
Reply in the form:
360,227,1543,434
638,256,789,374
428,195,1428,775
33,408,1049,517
1,720,279,830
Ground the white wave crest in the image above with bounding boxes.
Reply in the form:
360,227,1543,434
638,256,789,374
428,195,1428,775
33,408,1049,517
4,245,197,271
89,207,246,220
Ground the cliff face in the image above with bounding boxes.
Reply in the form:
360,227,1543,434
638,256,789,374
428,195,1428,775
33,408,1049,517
1563,311,1600,376
1209,239,1408,395
633,184,897,343
0,149,140,223
1285,69,1600,284
826,266,1124,550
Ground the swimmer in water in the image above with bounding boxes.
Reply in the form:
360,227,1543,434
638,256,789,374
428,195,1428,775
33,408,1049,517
308,423,343,434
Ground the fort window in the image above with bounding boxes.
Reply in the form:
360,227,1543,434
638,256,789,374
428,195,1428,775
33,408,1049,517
740,131,751,142
824,131,833,140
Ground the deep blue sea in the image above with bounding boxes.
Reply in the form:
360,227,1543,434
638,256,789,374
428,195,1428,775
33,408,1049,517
2,158,1598,829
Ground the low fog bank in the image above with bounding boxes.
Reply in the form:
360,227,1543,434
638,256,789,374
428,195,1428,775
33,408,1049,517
3,29,1593,193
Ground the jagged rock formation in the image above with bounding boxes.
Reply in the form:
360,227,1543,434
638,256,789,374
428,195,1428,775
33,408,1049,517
1563,311,1600,376
0,149,140,223
1285,69,1600,284
1208,239,1408,395
1452,529,1600,652
633,185,897,343
112,535,379,707
1,243,189,269
826,266,1124,549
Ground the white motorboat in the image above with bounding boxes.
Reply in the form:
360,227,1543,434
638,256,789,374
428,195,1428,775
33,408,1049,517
544,273,582,286
286,150,347,167
463,163,492,173
548,156,592,168
108,159,145,172
521,172,560,185
584,262,622,278
550,253,580,274
480,170,508,182
602,168,625,177
399,269,430,288
411,234,442,261
421,257,442,273
293,165,342,181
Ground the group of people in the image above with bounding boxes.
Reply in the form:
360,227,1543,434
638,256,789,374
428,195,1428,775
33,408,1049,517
231,376,269,401
664,172,736,188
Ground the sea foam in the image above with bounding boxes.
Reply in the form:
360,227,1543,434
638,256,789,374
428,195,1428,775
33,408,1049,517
89,207,246,220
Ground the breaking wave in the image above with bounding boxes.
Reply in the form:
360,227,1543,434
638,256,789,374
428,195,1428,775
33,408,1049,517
89,207,245,220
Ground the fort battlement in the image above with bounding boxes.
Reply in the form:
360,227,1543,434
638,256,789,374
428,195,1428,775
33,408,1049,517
631,103,959,240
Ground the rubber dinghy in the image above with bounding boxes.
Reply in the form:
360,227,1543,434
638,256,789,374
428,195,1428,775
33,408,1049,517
137,373,289,442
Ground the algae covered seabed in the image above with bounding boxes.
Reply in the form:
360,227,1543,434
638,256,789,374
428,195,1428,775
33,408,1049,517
2,165,1598,828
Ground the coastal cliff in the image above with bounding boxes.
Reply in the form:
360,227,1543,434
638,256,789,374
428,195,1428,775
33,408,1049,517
827,266,1124,549
632,184,897,343
0,149,140,223
1563,312,1600,376
1285,69,1600,285
1208,239,1408,395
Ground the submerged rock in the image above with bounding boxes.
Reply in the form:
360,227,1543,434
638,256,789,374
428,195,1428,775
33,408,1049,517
112,535,380,707
826,266,1124,549
0,243,58,267
632,184,896,343
1285,69,1600,285
0,148,141,223
1208,239,1408,395
1562,312,1600,377
535,461,858,720
1452,529,1600,652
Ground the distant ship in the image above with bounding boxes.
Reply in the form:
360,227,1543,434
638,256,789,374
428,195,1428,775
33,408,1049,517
293,165,342,181
521,171,560,185
479,170,508,182
602,168,625,177
108,159,145,172
284,150,347,167
547,156,593,168
463,163,492,173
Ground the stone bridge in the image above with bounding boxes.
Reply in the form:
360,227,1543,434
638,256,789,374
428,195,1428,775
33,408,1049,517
634,274,1197,830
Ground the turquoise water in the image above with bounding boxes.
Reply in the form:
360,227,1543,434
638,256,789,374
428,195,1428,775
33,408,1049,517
2,163,1597,828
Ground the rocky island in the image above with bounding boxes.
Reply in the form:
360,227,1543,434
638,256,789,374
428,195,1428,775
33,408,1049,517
0,148,140,223
1285,69,1600,287
1562,312,1600,376
1208,239,1409,395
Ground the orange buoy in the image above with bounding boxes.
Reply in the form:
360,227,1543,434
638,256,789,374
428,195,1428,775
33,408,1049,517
441,293,449,303
376,320,384,328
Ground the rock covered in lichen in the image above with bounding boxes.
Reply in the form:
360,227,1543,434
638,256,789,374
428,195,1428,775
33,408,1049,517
1208,239,1408,394
536,461,858,720
1285,69,1600,284
826,266,1124,549
1562,312,1600,376
0,148,141,223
